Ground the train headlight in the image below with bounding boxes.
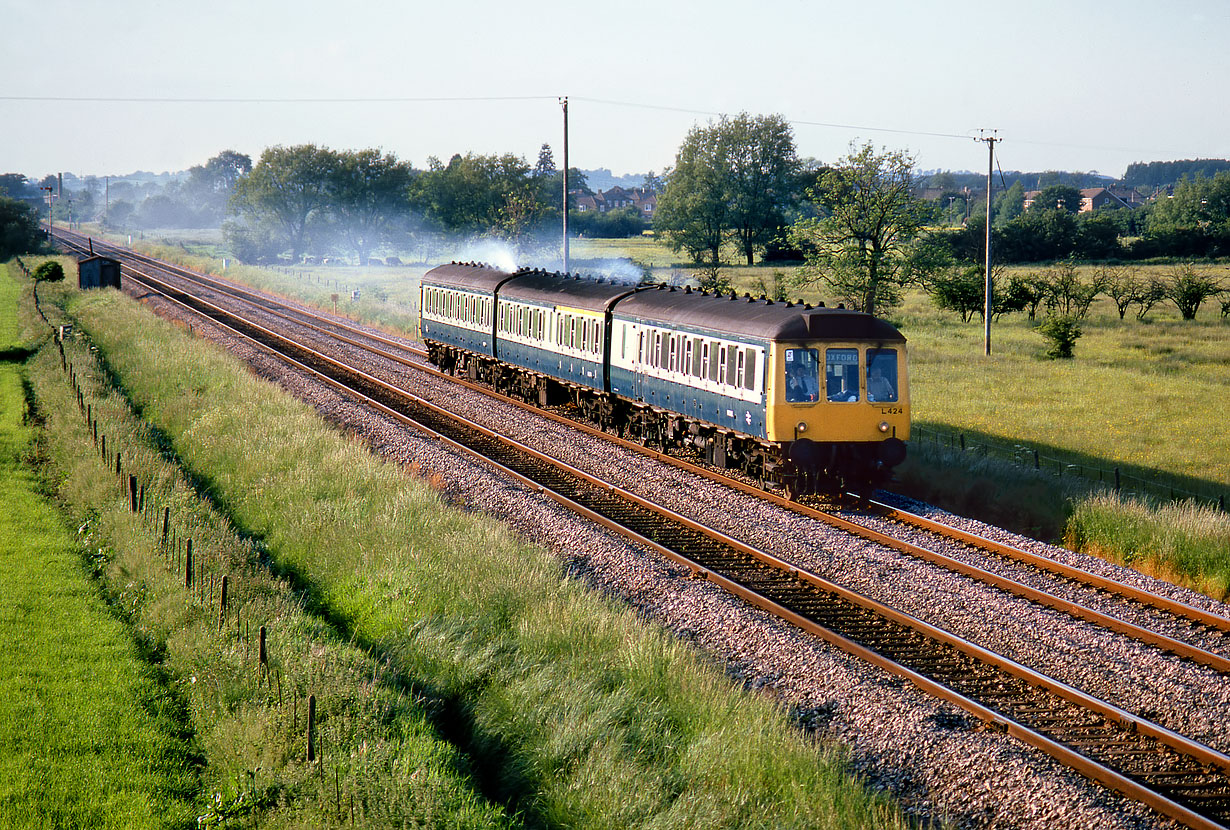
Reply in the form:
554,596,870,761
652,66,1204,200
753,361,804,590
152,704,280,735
878,421,891,433
796,421,808,434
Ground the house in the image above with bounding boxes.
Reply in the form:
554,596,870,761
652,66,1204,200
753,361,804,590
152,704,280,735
1022,186,1146,212
572,186,657,217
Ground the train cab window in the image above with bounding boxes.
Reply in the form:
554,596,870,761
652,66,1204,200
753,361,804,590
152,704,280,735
784,348,820,403
826,348,860,402
866,348,899,403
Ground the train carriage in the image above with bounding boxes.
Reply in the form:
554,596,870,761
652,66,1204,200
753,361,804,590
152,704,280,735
420,262,510,365
420,262,909,496
495,270,636,396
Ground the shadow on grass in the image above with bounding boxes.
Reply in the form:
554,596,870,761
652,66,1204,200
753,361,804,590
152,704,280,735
911,422,1228,510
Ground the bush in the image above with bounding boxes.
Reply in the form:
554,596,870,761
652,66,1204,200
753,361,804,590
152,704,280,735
1037,314,1082,359
33,260,65,282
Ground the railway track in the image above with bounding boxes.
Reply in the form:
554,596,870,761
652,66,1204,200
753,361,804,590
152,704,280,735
52,230,1230,828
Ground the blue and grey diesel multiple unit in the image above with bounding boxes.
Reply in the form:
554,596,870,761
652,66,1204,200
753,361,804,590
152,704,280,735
421,263,909,497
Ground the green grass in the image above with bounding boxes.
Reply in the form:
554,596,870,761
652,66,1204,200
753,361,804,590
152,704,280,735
0,272,198,828
55,276,906,828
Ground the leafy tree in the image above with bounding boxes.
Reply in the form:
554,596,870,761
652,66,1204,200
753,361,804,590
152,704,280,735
1030,184,1083,214
1010,273,1050,320
642,170,665,196
1074,210,1124,259
724,113,800,265
928,265,985,322
230,144,338,262
33,260,64,282
329,148,414,264
656,112,800,266
183,150,252,224
1038,315,1082,359
654,126,730,266
410,152,534,236
1134,276,1169,320
569,206,646,238
1166,263,1223,320
0,195,45,258
790,142,935,315
996,208,1077,262
992,181,1025,228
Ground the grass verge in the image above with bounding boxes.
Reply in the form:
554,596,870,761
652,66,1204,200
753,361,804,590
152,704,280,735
35,277,906,827
0,269,197,829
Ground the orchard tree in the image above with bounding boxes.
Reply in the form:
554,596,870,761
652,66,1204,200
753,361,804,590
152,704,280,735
790,142,935,315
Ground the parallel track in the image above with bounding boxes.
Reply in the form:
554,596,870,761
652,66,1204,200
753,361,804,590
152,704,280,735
53,230,1230,828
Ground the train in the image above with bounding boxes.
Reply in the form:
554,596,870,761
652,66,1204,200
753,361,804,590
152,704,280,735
419,262,909,498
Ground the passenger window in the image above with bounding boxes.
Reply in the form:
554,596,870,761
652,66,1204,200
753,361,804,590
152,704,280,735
726,345,738,387
708,342,720,382
784,348,820,403
826,348,860,402
743,348,757,391
866,348,899,403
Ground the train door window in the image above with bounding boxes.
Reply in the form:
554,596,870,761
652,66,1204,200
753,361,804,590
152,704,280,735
866,348,899,402
684,339,694,377
743,348,757,391
725,344,739,388
655,332,666,369
717,345,727,386
784,348,820,402
826,348,860,402
735,349,745,388
691,338,703,378
636,331,644,364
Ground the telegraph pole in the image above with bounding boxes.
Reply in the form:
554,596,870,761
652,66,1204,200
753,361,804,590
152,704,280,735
978,130,999,356
560,96,569,274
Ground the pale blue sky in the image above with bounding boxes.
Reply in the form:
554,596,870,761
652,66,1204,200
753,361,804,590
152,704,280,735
3,0,1227,180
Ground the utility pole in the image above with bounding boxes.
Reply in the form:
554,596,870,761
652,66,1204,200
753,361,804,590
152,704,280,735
977,130,999,356
40,185,55,236
560,96,569,274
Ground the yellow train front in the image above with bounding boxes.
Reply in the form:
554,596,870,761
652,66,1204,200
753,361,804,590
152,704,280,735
607,286,908,497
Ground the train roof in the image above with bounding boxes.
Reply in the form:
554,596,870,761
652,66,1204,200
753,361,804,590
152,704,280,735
421,262,517,292
421,263,905,343
500,269,639,312
614,284,906,343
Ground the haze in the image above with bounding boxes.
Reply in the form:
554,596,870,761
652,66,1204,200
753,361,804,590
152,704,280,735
3,0,1227,179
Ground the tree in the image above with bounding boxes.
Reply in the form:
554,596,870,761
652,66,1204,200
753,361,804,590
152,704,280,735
183,150,252,224
1030,184,1083,214
1098,265,1141,320
992,181,1025,228
789,142,935,315
533,144,555,179
409,152,534,236
33,260,64,282
655,112,800,266
1038,315,1082,359
724,113,800,265
0,195,45,259
329,148,414,264
654,125,730,266
1167,263,1223,320
1043,261,1104,319
230,144,338,262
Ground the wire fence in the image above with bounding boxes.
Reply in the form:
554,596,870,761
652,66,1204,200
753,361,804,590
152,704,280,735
911,424,1227,513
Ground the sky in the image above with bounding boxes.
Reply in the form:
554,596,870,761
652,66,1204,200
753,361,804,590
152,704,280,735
3,0,1229,183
